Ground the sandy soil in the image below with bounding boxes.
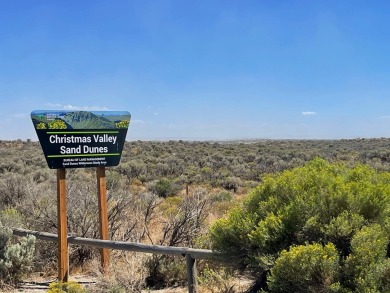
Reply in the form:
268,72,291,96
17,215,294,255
7,273,252,292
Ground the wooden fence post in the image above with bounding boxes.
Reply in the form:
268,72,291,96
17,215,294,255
57,168,68,282
97,166,110,274
186,254,198,293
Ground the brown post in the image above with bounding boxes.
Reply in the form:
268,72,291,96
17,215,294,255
96,166,110,273
186,254,198,293
57,168,68,282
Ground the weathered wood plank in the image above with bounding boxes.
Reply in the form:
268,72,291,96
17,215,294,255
11,228,225,261
186,254,198,293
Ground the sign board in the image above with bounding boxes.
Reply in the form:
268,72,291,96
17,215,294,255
31,110,131,169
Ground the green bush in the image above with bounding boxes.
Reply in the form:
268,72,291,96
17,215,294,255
221,176,242,193
199,264,236,293
344,224,390,292
210,158,390,291
148,178,180,198
47,281,88,293
267,243,341,293
0,222,35,284
211,191,233,203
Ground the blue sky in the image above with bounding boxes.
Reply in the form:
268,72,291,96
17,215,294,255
1,1,390,140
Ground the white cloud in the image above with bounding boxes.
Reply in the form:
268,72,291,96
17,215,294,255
44,103,109,111
302,111,317,116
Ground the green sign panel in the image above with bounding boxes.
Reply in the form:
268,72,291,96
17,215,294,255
31,110,131,169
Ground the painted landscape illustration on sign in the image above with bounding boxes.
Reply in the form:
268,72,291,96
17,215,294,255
31,110,131,130
31,110,131,169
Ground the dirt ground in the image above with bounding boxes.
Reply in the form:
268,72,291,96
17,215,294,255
6,273,252,292
5,274,98,293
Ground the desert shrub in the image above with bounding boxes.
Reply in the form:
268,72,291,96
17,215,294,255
120,159,147,182
47,281,87,293
344,224,390,292
145,255,187,288
0,173,27,207
210,191,235,216
159,188,210,247
106,170,122,190
211,191,234,203
267,243,341,293
221,177,242,193
199,264,238,293
93,253,148,292
0,208,23,228
323,211,365,258
147,178,181,198
146,188,211,287
0,222,35,284
210,158,390,291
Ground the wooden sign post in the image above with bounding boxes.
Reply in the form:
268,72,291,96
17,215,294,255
31,110,130,280
97,166,110,273
57,168,68,282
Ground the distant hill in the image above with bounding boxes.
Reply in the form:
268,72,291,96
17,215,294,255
62,111,115,129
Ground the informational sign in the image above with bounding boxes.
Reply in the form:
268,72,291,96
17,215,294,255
31,110,131,169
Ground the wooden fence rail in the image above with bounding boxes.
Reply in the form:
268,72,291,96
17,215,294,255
12,228,226,293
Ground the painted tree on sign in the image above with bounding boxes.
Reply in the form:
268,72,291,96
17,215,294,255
115,120,130,129
36,122,47,129
48,119,67,129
